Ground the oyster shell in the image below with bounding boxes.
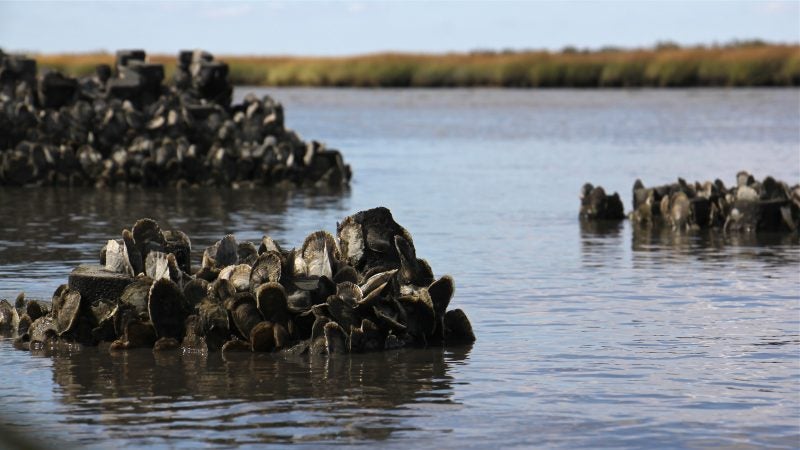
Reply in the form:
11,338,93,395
148,278,188,340
56,290,83,336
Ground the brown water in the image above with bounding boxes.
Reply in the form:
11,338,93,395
0,88,798,449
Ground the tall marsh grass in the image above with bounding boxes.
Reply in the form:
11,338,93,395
31,44,800,87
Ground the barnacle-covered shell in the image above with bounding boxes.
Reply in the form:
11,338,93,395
310,315,331,342
26,301,46,322
250,321,275,352
216,234,239,267
198,299,229,350
395,235,434,286
291,249,307,277
30,316,58,345
360,269,397,297
162,229,192,273
195,266,220,282
335,281,362,305
273,323,289,349
357,281,387,309
398,290,436,341
301,230,338,279
57,290,83,336
336,216,364,267
255,282,288,321
121,319,157,349
182,315,207,354
50,284,67,315
122,229,144,276
250,251,282,287
373,298,407,332
203,234,238,269
208,278,236,304
132,218,165,259
286,290,313,314
326,295,360,332
292,275,336,305
183,278,209,310
428,275,454,340
258,235,282,255
0,299,17,331
148,278,188,340
444,309,475,344
333,265,359,284
166,253,183,285
120,277,154,316
237,242,258,266
17,314,32,336
348,207,414,262
226,292,263,339
219,263,252,292
428,275,454,316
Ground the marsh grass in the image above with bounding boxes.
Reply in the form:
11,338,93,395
31,44,800,87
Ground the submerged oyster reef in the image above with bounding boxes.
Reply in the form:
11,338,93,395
581,172,800,233
0,207,475,355
0,49,350,188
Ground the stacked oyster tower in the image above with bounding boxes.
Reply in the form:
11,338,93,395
0,207,475,354
579,171,800,233
0,49,350,187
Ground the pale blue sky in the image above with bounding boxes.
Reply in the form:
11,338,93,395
1,1,798,55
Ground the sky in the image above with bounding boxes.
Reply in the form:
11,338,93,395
1,0,798,56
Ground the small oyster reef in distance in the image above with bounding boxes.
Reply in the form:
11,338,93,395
0,207,475,356
0,49,350,188
579,171,800,233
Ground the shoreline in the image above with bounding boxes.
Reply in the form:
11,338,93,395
24,44,800,88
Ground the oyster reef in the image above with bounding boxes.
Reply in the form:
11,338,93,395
0,49,350,188
0,207,475,355
580,172,800,234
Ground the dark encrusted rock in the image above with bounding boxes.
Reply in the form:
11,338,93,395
68,264,134,305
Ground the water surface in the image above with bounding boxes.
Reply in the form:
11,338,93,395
0,88,798,449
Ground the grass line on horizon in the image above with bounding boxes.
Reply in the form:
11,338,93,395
26,44,800,88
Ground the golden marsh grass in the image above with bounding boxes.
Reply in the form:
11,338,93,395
30,44,800,87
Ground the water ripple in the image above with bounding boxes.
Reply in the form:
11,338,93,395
1,88,799,449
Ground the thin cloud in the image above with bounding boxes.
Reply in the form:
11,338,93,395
347,2,366,14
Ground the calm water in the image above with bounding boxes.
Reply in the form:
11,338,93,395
0,88,799,449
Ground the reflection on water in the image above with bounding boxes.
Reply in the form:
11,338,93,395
580,219,800,267
628,224,800,272
630,225,800,255
6,341,470,448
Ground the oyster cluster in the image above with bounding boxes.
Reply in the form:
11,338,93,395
581,172,800,233
0,49,350,188
0,207,475,355
579,183,625,220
